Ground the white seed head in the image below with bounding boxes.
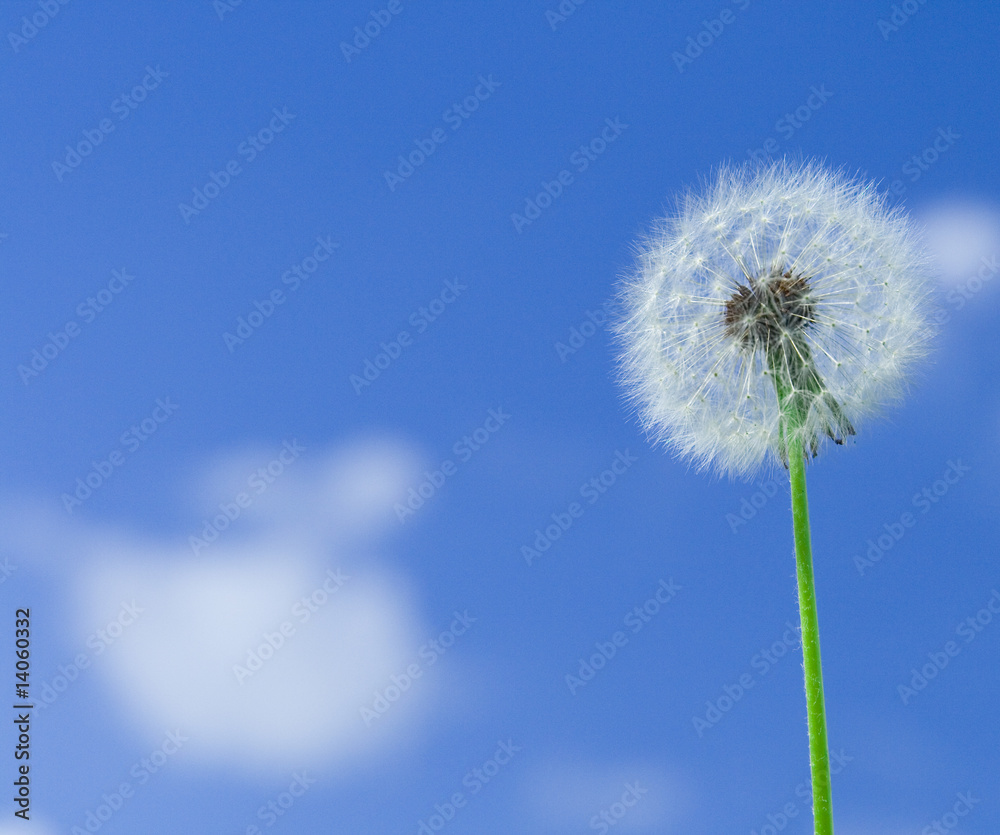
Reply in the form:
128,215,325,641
613,158,934,478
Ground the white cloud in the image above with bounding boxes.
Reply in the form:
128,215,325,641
187,437,424,549
79,545,430,771
0,824,57,835
521,759,691,832
916,200,1000,286
6,438,446,774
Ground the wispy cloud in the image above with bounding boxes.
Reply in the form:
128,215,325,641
917,199,1000,286
520,758,691,832
3,438,449,773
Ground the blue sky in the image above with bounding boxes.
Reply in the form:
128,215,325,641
2,1,999,833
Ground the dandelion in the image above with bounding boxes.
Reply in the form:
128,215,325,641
613,158,933,835
615,158,931,478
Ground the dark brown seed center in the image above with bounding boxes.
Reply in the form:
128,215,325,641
724,267,815,351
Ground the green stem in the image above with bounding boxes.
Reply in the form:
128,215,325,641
785,417,834,835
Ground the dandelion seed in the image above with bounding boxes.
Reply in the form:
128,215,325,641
613,158,933,478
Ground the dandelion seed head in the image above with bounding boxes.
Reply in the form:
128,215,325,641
613,158,934,478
